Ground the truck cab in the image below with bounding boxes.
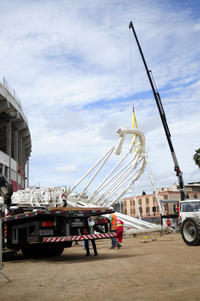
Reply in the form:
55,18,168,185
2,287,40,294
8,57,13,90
179,199,200,246
179,199,200,223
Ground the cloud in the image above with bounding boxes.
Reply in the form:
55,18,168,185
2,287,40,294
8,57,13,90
53,164,78,173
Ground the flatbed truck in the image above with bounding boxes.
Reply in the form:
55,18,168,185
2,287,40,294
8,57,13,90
1,206,115,257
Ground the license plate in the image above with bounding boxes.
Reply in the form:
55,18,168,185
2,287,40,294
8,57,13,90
39,229,54,236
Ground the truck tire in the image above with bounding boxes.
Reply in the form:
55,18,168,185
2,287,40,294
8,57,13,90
181,218,200,246
21,244,64,257
21,245,37,258
45,245,64,257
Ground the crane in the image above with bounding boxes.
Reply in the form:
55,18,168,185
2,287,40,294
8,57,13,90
129,21,186,201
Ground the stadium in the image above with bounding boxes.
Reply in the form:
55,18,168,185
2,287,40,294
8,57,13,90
0,77,31,191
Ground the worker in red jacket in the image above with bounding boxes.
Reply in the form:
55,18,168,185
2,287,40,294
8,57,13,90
116,219,124,247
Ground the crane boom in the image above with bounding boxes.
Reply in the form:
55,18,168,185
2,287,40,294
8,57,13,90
129,21,185,201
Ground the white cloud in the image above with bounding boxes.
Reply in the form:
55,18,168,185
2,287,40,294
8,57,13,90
53,164,78,173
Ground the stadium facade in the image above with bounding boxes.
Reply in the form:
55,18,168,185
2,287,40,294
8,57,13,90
0,77,31,191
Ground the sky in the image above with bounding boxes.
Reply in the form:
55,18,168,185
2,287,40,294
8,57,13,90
0,0,199,198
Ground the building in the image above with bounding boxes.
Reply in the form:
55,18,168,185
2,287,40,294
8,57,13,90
0,77,31,191
123,184,200,221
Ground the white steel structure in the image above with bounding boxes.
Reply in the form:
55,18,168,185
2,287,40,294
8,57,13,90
68,127,146,207
11,126,161,231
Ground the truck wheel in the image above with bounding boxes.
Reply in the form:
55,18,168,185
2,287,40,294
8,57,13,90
21,246,36,258
45,245,64,256
21,245,64,257
181,218,200,246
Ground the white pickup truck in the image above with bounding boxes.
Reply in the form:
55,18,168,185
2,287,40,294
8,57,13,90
180,199,200,246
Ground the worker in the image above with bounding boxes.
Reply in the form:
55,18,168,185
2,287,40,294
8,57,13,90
109,213,121,249
84,217,98,256
116,219,124,247
88,217,95,234
85,239,98,256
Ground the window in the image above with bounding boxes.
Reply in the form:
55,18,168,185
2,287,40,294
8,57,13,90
163,204,168,212
181,202,200,212
131,209,135,215
145,198,149,204
146,207,150,213
138,199,142,205
152,206,157,213
164,195,168,200
192,186,200,192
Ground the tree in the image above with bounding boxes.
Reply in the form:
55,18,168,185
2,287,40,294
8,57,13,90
193,148,200,168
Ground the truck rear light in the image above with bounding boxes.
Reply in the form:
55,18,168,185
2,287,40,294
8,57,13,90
40,221,55,227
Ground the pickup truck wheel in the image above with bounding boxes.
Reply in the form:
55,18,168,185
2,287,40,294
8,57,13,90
181,218,200,246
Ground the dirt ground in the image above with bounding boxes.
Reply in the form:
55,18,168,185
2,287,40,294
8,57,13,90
0,232,200,301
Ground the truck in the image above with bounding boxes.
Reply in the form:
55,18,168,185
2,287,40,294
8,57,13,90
0,173,116,258
158,198,200,246
179,199,200,246
1,205,115,257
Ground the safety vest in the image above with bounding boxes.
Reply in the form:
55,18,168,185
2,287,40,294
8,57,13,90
116,220,123,228
110,214,118,231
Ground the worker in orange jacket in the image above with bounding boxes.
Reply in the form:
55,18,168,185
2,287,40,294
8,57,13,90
109,213,121,249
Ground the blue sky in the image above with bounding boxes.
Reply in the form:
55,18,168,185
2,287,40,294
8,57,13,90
0,0,199,196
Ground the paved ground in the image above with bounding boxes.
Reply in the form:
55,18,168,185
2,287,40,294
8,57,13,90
0,232,200,301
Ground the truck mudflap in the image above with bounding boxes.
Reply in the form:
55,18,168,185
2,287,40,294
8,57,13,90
43,232,116,243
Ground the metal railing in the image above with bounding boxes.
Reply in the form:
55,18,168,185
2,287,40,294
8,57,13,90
2,76,22,109
1,76,29,126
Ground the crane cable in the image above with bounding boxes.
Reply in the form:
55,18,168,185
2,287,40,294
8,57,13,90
129,28,134,102
129,28,138,133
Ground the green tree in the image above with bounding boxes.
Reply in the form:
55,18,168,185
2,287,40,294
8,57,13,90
193,148,200,168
